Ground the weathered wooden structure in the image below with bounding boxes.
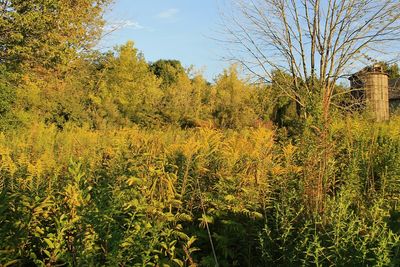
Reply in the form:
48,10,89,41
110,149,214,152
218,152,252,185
349,64,390,121
389,78,400,110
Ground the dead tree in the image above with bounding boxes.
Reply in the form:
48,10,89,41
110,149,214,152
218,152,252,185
221,0,400,119
220,0,400,211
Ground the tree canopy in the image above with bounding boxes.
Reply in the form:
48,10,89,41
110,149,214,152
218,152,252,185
0,0,111,70
150,59,187,88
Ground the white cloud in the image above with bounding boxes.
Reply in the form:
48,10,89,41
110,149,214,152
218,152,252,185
105,19,144,32
156,8,179,19
117,19,144,30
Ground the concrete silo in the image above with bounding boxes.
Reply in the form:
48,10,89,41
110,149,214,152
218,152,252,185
349,64,389,121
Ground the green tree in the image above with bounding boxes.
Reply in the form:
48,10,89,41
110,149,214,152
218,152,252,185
384,63,400,79
159,71,194,125
0,0,111,70
190,74,212,121
213,66,258,128
102,41,162,126
0,65,18,130
150,59,186,89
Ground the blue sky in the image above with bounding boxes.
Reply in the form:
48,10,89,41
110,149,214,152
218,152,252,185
99,0,227,81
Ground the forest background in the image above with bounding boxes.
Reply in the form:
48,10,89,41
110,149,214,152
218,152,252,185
0,0,400,266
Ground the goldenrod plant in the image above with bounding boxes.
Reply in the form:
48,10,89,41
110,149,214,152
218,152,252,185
0,1,399,266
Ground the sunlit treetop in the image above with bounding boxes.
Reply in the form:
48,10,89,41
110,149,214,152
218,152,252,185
0,0,111,70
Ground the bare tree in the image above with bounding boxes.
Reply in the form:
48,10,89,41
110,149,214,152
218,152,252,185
221,0,400,120
220,0,400,211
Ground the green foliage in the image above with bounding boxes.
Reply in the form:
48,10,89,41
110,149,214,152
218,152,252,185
101,41,163,126
0,67,17,130
260,191,399,266
378,62,400,79
269,70,300,126
1,116,399,266
0,126,200,266
150,59,187,88
1,2,400,264
0,0,111,70
212,66,259,128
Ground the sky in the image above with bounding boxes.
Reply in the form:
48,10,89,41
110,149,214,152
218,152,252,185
99,0,227,81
